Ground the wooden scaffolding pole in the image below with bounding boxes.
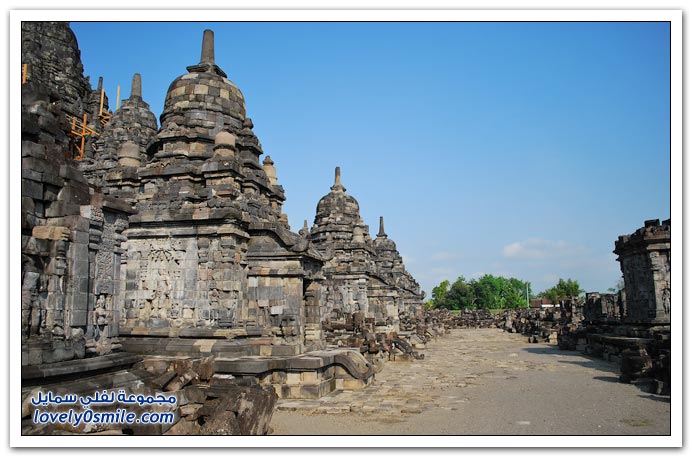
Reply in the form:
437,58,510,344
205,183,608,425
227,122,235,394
67,113,99,160
98,88,112,126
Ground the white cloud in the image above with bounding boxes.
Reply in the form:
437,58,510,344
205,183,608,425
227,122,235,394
502,238,584,260
401,254,415,265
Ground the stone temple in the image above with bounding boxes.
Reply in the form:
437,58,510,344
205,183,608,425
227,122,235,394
310,167,423,337
20,23,426,434
614,218,671,324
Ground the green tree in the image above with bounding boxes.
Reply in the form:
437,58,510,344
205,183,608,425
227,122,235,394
554,278,582,297
447,276,475,310
543,288,561,305
506,277,531,308
469,274,531,309
470,274,505,309
429,275,532,310
431,279,450,309
501,280,525,308
540,278,583,303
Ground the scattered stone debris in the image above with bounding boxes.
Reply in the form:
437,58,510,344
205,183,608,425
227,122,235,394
21,354,278,436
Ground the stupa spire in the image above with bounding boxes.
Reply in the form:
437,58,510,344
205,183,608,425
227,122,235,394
130,73,142,99
186,29,227,77
377,216,387,238
200,29,215,65
331,166,346,193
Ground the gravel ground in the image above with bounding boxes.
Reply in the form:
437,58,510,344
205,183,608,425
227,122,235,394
269,328,671,436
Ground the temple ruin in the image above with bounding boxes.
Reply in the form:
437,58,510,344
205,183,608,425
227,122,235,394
556,219,671,394
20,22,427,435
19,21,671,437
309,167,425,358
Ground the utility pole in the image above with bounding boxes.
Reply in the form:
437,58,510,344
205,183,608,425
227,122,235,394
526,283,529,307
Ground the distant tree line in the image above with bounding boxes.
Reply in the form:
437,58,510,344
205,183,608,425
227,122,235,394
427,274,532,310
426,275,584,310
537,278,583,304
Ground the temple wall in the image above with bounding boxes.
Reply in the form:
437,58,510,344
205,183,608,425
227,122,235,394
121,232,247,330
620,252,662,322
247,274,303,333
614,219,671,324
21,73,131,365
583,292,620,322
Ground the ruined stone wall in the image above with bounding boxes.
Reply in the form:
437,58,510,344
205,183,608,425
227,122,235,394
614,219,671,324
121,233,246,331
583,292,620,322
21,79,131,365
21,22,92,119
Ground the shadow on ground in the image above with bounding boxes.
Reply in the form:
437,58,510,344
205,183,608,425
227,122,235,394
558,358,619,373
522,347,562,355
593,375,621,383
638,394,671,403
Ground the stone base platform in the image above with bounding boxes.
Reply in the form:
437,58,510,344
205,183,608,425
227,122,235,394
558,323,671,395
215,349,374,399
21,352,142,385
120,336,303,358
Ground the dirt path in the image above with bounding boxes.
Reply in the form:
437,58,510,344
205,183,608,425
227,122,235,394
269,328,670,435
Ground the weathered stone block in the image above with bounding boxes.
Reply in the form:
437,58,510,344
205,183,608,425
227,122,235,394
32,225,70,241
22,179,43,200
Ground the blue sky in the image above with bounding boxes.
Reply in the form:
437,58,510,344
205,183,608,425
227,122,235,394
70,21,671,296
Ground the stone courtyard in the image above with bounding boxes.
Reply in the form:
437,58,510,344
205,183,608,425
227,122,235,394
270,328,671,435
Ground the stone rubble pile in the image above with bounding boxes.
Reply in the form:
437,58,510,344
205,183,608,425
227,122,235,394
21,354,277,436
419,308,564,343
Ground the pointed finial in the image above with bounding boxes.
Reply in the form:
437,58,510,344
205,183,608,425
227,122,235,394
130,73,142,99
262,155,278,186
378,216,387,238
200,29,215,65
331,166,346,192
187,29,226,77
299,219,309,238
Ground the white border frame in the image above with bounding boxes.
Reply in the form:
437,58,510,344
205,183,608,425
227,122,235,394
8,8,682,448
